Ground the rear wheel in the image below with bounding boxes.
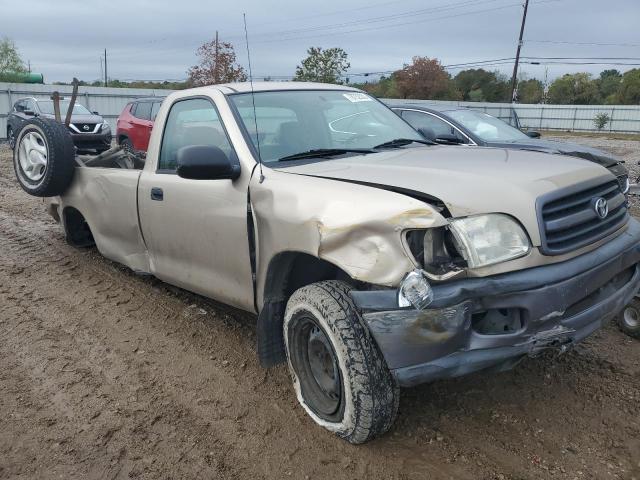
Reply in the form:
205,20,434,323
617,297,640,339
284,280,399,444
7,126,15,149
13,118,76,197
120,137,134,154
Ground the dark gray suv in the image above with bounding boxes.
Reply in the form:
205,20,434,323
7,97,112,153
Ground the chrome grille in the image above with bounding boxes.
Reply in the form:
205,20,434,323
70,123,97,133
539,179,628,255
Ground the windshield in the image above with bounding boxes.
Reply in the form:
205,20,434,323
37,101,92,115
229,90,424,163
446,109,529,142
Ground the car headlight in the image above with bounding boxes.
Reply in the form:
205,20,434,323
448,214,530,268
619,175,630,195
101,123,111,132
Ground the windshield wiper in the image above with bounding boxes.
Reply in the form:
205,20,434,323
277,148,375,162
373,138,434,149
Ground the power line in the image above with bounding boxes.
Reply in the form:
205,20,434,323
252,3,525,44
245,0,507,39
523,56,640,61
526,39,640,47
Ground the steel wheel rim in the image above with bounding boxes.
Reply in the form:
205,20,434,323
623,306,639,329
307,324,341,405
18,131,48,182
289,313,344,419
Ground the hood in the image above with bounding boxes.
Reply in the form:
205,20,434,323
486,138,623,169
274,145,613,246
40,113,104,124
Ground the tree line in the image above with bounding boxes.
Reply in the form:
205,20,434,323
2,34,639,105
348,56,640,105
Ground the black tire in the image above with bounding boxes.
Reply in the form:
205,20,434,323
7,126,15,149
120,137,134,154
13,117,75,197
284,280,399,444
617,297,640,339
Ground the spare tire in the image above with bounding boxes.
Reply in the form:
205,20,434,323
13,117,76,197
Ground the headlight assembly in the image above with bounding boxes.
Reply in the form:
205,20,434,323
448,214,530,268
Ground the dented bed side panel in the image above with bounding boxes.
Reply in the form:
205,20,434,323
250,168,448,308
54,167,150,273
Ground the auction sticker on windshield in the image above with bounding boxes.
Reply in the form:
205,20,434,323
343,92,373,103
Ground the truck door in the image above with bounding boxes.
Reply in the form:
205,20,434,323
137,96,254,312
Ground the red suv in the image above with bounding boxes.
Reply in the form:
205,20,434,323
116,98,163,152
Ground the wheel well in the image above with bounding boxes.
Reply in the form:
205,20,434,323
63,207,95,248
257,251,354,367
118,134,129,144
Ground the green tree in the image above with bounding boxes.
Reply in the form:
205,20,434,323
597,69,622,103
517,78,544,104
0,37,26,82
547,73,601,104
354,75,400,98
187,37,247,86
294,47,350,84
453,69,509,102
394,57,453,99
617,69,640,104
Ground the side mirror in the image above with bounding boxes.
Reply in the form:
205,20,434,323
23,110,35,116
417,127,436,142
525,130,541,138
434,133,463,145
176,145,240,180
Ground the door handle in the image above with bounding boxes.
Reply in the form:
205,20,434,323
150,187,163,201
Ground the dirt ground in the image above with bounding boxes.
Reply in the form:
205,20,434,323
1,137,639,480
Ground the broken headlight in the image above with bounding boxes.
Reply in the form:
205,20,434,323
448,214,530,268
405,227,466,279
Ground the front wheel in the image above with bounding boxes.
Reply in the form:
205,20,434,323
617,297,640,339
284,280,399,444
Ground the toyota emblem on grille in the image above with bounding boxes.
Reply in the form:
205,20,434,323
594,197,608,219
82,124,90,131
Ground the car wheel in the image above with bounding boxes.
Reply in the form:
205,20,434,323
8,126,16,149
284,280,399,444
120,138,134,154
13,117,75,197
617,297,640,339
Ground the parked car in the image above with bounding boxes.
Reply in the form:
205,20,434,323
391,104,629,194
7,97,111,153
116,97,163,152
11,83,640,444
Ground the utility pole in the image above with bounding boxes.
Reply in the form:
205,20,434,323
27,60,31,73
214,31,219,83
509,0,529,103
104,48,108,87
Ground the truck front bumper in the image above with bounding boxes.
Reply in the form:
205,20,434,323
351,219,640,387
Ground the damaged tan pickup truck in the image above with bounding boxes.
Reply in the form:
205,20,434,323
12,82,640,444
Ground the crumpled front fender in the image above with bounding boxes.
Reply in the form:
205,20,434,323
251,169,447,307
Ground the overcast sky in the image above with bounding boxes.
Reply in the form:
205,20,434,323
1,0,639,84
